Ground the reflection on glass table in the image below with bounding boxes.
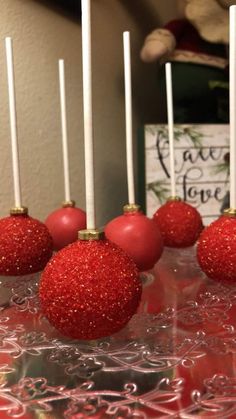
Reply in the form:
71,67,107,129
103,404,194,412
0,247,236,418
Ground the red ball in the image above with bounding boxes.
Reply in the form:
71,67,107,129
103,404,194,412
104,211,163,271
45,206,86,250
153,200,203,247
39,238,142,340
197,214,236,283
0,215,53,276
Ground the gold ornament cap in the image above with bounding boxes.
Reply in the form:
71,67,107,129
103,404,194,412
10,206,28,216
62,200,75,208
223,208,236,217
78,229,105,241
123,203,140,213
167,196,182,202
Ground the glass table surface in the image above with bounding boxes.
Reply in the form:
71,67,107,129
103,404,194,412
0,247,235,418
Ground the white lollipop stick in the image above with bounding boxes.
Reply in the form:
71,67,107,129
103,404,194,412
123,31,135,205
5,37,22,208
230,6,236,209
165,62,176,197
81,0,95,229
58,59,71,203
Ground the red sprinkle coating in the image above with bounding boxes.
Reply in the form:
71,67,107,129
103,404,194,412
0,215,53,276
153,200,203,247
197,215,236,283
39,239,142,340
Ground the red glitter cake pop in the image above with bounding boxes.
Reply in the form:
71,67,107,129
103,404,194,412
45,60,86,250
0,208,53,276
197,211,236,283
152,63,203,247
105,204,163,271
2,38,53,276
197,6,236,282
153,198,203,248
39,2,142,340
40,231,141,340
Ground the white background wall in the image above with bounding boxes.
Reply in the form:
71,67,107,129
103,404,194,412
0,0,178,226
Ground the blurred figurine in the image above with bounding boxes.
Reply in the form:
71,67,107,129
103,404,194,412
140,0,232,123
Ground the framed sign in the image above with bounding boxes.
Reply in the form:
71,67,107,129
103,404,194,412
138,124,229,225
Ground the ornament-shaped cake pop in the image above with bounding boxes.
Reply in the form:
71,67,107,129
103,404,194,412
40,232,141,340
0,37,53,276
39,0,142,340
197,210,236,282
45,59,86,250
153,62,203,247
154,197,203,248
105,32,163,271
197,5,236,283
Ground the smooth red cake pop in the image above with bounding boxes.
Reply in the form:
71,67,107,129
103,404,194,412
45,203,86,250
39,235,142,340
153,199,203,247
197,213,236,283
105,205,163,272
0,212,53,276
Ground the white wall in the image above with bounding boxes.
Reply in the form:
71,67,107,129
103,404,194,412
0,0,178,226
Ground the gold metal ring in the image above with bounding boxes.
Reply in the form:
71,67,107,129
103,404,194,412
10,206,28,215
224,208,236,217
123,203,140,213
78,229,105,240
167,196,182,202
62,200,75,208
